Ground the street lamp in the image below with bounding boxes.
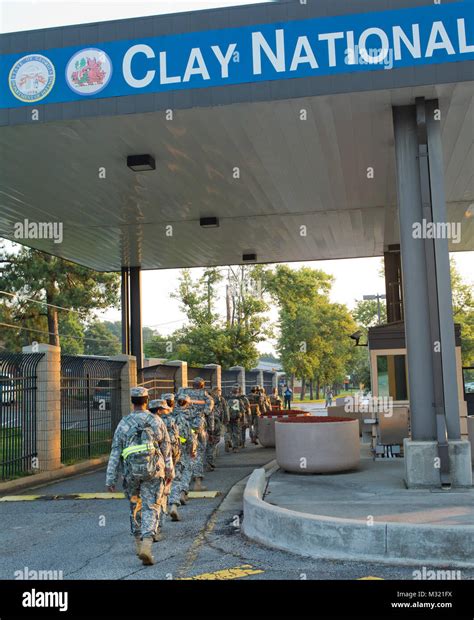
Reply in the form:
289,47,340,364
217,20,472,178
363,293,386,325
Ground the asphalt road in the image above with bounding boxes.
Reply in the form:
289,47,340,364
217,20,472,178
1,440,471,581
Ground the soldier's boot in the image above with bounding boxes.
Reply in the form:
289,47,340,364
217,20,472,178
204,465,213,472
225,441,232,453
153,528,163,542
192,477,207,492
134,536,141,556
138,537,154,566
169,503,181,521
179,491,188,505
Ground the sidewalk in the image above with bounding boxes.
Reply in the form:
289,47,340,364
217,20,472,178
242,445,474,568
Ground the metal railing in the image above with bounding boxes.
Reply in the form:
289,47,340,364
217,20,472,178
221,369,240,397
60,356,124,464
0,352,44,480
138,364,177,400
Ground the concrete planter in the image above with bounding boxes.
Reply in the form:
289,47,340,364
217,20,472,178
468,416,474,464
258,411,309,448
275,416,360,473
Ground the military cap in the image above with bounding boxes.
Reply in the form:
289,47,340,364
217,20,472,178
149,399,171,412
161,393,175,401
131,386,148,398
176,394,191,404
193,376,205,386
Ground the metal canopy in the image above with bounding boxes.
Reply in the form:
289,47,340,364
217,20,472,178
0,0,473,271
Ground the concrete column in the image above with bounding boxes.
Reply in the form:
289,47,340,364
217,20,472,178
393,101,471,488
272,372,279,390
164,360,188,391
393,104,437,441
205,364,221,390
23,344,61,472
230,366,245,394
111,354,137,418
129,266,143,370
425,100,461,441
121,267,130,355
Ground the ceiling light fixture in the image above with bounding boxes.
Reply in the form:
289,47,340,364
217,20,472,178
127,154,156,171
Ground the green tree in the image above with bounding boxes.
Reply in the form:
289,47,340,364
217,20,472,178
451,259,474,365
84,321,121,356
0,245,119,350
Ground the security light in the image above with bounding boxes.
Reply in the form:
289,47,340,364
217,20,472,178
127,154,155,171
200,217,219,228
243,253,257,262
349,330,367,347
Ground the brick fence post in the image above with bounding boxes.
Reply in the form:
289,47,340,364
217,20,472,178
111,354,137,418
205,364,221,390
23,344,61,472
229,366,246,394
164,360,188,391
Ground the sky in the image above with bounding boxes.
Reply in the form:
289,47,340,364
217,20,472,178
2,0,473,355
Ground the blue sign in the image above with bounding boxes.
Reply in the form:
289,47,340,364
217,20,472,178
1,1,474,109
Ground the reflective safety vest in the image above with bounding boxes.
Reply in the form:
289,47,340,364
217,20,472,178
121,442,154,460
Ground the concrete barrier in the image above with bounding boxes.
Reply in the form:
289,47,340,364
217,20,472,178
257,411,310,448
242,467,474,567
275,417,360,473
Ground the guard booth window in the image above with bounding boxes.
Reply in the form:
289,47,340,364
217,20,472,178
377,354,409,401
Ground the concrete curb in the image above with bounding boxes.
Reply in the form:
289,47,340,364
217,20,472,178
0,456,109,496
242,467,474,569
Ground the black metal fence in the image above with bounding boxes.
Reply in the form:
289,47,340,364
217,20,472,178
0,352,44,480
60,356,124,464
246,370,260,390
262,371,275,394
187,366,218,391
138,364,178,400
221,369,240,397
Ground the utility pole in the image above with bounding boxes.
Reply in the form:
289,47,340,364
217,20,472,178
363,293,386,325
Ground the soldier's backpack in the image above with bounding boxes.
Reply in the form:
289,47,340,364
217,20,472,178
227,397,242,422
121,418,158,482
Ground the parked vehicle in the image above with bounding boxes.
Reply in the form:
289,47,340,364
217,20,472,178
0,374,15,405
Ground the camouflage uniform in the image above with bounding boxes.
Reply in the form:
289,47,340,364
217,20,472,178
225,387,246,451
205,389,229,469
168,397,197,507
178,383,214,483
269,389,283,409
247,388,266,444
238,393,251,448
106,409,173,541
149,399,181,524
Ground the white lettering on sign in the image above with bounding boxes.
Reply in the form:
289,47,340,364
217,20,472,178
123,44,155,87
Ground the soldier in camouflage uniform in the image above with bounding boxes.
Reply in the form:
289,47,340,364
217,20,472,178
178,377,214,492
167,394,197,521
161,392,175,411
225,385,246,452
205,387,229,471
149,398,180,532
238,388,251,449
247,385,265,445
269,387,283,409
106,387,174,566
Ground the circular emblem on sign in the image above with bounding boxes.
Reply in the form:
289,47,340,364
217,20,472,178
9,54,55,102
65,48,112,96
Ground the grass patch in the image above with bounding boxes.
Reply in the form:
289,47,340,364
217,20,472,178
61,429,111,465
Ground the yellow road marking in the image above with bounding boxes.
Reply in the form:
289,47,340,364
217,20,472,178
0,491,218,501
0,495,41,501
179,565,264,580
187,491,219,499
358,576,384,580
